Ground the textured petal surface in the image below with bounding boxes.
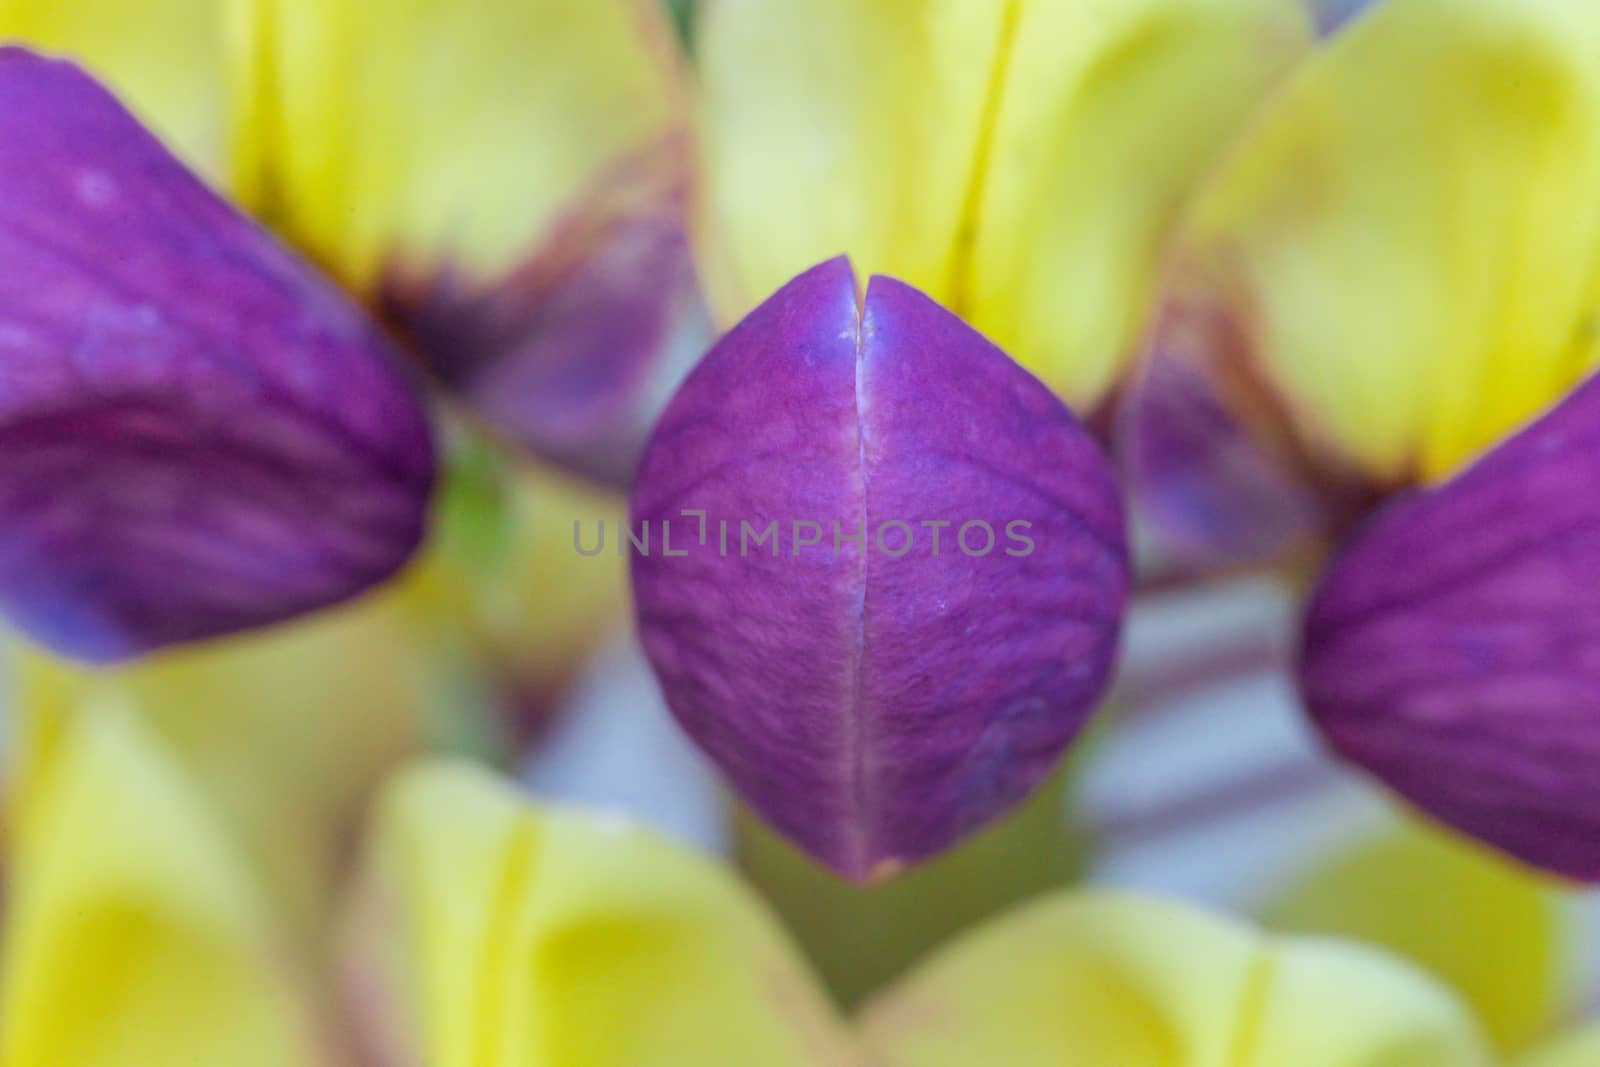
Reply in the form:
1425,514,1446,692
1301,374,1600,880
0,51,434,661
234,0,698,478
342,762,862,1067
696,0,1310,407
0,0,227,173
860,892,1491,1067
0,704,326,1067
631,259,1128,879
1169,0,1600,485
1267,822,1570,1052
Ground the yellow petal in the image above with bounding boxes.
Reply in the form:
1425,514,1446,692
697,0,1311,406
1519,1026,1600,1067
0,0,227,172
1267,821,1570,1053
345,761,863,1067
13,588,434,950
860,891,1491,1067
231,0,686,292
697,2,1014,316
1180,0,1600,482
960,0,1310,407
0,704,324,1067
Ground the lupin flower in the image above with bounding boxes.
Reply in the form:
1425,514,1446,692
228,0,707,485
630,258,1129,879
0,697,1501,1067
0,0,696,662
641,0,1328,876
1123,0,1600,878
694,0,1316,411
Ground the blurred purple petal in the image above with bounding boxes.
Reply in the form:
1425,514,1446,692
1119,295,1372,574
0,50,434,662
387,137,708,487
1315,0,1380,35
1301,374,1600,880
631,258,1129,880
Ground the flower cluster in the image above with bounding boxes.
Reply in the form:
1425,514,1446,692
0,0,1598,1064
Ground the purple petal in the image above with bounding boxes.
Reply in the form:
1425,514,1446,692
1314,0,1381,35
387,138,708,487
0,50,434,662
1301,374,1600,880
631,259,1129,880
1118,296,1373,574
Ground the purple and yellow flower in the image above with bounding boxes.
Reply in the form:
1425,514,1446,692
1123,0,1600,881
3,2,1599,1062
621,0,1349,877
0,0,692,665
694,0,1314,413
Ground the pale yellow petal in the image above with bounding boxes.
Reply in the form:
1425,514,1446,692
697,0,1310,405
861,891,1490,1067
1181,0,1600,482
232,0,685,292
961,0,1310,407
0,0,227,172
1267,821,1570,1053
1519,1026,1600,1067
0,705,324,1067
346,761,862,1067
698,0,1014,315
12,588,434,949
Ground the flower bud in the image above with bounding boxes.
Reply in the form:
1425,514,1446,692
630,258,1128,880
